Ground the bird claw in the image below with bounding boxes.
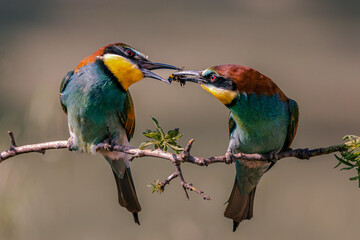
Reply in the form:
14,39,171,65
268,151,279,164
67,137,77,151
225,151,234,164
103,138,115,152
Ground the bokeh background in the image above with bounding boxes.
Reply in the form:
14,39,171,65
0,0,359,239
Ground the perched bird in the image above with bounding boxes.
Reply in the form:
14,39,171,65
60,43,179,224
170,64,299,231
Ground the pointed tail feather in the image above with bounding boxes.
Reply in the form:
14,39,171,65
112,168,141,225
224,180,256,232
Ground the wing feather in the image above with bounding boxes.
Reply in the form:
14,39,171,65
118,92,135,140
59,70,74,114
282,99,299,150
228,113,236,139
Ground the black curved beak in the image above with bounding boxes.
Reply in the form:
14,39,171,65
168,70,206,86
138,60,181,84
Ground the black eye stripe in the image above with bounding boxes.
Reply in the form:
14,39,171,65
204,75,236,91
103,46,137,59
103,45,123,55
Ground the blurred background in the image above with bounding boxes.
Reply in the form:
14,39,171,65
0,0,359,239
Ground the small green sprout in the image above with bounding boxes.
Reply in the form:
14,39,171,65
147,180,164,194
334,135,360,187
139,117,184,153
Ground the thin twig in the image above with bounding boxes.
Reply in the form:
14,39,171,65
160,171,179,191
0,140,67,163
0,137,347,165
8,131,17,147
0,132,348,200
175,164,190,199
182,182,211,200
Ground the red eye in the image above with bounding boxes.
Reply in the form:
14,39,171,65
210,75,216,82
126,49,134,57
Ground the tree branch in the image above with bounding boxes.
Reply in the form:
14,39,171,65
0,131,348,200
160,171,179,190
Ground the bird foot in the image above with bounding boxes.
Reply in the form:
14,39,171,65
268,151,279,164
67,137,77,151
103,137,116,152
103,127,115,151
225,151,234,164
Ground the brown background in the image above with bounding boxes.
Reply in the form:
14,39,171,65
0,0,359,239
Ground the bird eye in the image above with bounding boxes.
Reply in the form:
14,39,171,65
126,49,135,57
210,74,216,82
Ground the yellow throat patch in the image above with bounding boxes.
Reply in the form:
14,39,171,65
201,84,237,105
102,54,144,91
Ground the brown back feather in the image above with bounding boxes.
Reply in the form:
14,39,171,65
213,65,288,102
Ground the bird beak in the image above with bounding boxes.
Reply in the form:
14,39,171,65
168,70,206,85
138,60,181,84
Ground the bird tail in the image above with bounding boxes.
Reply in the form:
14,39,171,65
112,167,142,225
224,180,256,232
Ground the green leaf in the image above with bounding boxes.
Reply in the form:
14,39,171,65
142,117,184,153
143,131,161,140
168,144,184,151
334,154,355,167
148,180,164,194
173,134,183,141
340,166,355,171
349,176,359,181
166,128,180,138
334,161,341,169
151,117,159,126
139,141,155,149
336,135,360,187
341,152,358,161
168,144,184,154
152,117,165,138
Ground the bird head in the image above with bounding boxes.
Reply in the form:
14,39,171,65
169,65,239,105
169,64,288,106
75,43,180,91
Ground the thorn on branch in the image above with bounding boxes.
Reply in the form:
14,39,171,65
8,131,17,148
181,139,194,160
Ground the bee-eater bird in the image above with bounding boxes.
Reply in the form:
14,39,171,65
170,64,299,231
60,43,179,224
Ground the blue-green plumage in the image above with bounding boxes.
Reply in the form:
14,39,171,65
61,59,141,223
169,64,299,231
60,43,179,225
229,92,289,154
228,94,298,231
228,93,290,195
227,92,298,231
61,61,131,153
